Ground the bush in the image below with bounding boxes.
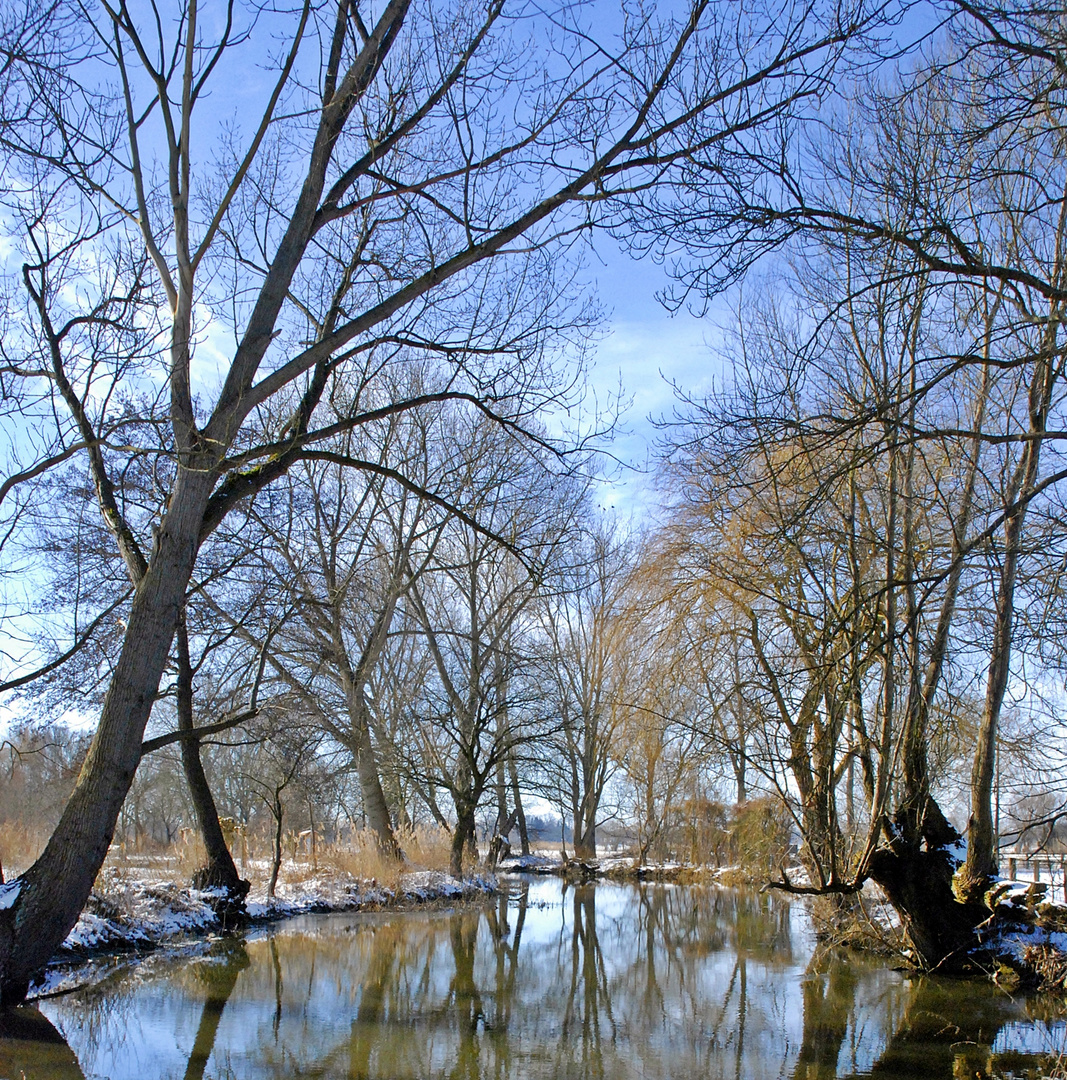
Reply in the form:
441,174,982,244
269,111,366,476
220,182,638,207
729,798,793,874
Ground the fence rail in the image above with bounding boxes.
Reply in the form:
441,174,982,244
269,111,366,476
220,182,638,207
999,850,1067,902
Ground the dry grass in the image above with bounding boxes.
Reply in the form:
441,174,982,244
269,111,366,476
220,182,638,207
0,821,51,878
317,835,405,891
397,825,454,873
8,821,463,895
94,832,209,886
314,825,455,888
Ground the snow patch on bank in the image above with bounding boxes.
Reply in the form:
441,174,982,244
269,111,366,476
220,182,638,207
995,924,1067,963
53,870,495,958
62,882,219,951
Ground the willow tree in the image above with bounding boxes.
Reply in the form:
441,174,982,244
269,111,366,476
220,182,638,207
662,0,1067,967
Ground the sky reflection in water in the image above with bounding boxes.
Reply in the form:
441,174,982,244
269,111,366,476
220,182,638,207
3,878,1067,1079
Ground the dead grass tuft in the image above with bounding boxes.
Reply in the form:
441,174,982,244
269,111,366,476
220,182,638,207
1023,942,1067,993
312,832,402,891
313,825,454,888
0,821,51,878
397,825,454,873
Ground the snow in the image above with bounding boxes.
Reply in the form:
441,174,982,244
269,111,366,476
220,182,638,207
61,882,225,952
989,921,1067,970
48,870,496,964
0,879,21,910
943,838,968,865
497,853,562,872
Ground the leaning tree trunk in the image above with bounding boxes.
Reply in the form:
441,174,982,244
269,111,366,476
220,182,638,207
176,618,249,907
0,468,212,1007
343,680,400,858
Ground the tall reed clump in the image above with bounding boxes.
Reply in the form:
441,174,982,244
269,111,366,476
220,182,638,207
319,825,455,888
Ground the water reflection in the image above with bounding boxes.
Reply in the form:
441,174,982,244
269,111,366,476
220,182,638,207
2,879,1064,1079
0,1006,85,1080
184,939,250,1080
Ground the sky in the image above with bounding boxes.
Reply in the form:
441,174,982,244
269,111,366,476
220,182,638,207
577,239,727,521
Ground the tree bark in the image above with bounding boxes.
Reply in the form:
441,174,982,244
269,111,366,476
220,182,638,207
0,467,212,1007
343,681,399,858
573,797,597,859
867,799,988,970
176,617,249,907
450,797,477,878
509,758,530,856
268,792,284,899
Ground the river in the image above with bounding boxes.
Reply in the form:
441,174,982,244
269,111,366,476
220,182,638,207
1,877,1065,1079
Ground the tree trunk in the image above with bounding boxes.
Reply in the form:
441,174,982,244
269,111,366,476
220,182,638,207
345,692,399,858
960,343,1048,899
573,796,597,859
867,799,989,970
268,794,284,899
450,799,476,878
449,819,466,879
0,467,211,1007
509,759,530,857
486,807,518,870
176,618,249,907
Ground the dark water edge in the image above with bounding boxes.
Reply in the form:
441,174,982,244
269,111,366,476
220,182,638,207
2,877,1065,1080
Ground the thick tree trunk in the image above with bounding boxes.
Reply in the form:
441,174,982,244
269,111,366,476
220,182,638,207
0,468,211,1007
573,798,597,859
345,691,399,858
450,799,477,878
867,799,989,969
176,618,249,907
449,820,466,879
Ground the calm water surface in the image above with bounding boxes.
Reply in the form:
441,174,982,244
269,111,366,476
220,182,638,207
2,877,1065,1079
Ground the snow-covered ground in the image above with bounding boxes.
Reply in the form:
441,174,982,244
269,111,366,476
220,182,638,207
29,868,495,999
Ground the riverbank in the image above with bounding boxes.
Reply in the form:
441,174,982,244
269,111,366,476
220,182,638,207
497,852,1067,991
26,851,773,1001
497,850,808,885
29,868,496,1001
32,850,1067,1002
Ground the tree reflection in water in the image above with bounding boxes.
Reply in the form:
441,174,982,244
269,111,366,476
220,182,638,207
0,1006,85,1080
183,939,251,1080
12,880,1067,1079
556,883,614,1080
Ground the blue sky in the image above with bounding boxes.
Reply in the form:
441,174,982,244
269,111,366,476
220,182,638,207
583,238,727,520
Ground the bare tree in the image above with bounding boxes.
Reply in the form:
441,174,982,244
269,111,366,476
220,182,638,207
400,421,578,875
540,523,632,858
